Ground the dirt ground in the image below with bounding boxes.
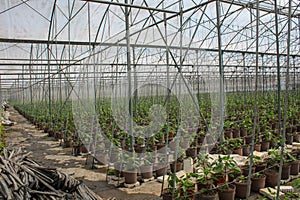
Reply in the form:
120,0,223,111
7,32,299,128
5,106,163,200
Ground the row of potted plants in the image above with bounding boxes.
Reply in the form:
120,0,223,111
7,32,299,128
10,89,300,200
161,146,300,200
12,89,300,154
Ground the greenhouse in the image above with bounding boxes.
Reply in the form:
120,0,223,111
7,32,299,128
0,0,300,199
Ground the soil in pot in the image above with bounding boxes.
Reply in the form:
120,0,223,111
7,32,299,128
64,140,72,148
140,165,153,179
186,147,197,159
244,135,252,145
170,161,183,173
240,129,247,137
264,169,279,187
293,134,300,143
156,143,165,150
270,140,278,148
255,163,267,173
234,181,250,199
197,182,212,191
196,191,218,200
43,127,49,133
254,143,261,152
150,145,157,152
114,162,123,177
162,189,177,200
233,148,243,156
232,129,240,138
196,146,202,154
242,166,256,177
55,133,63,140
179,187,195,200
290,160,299,175
162,191,172,200
48,130,54,137
271,122,278,130
155,164,168,177
260,141,270,151
224,131,233,139
281,164,291,180
72,145,81,156
213,174,227,186
208,143,217,152
123,168,138,184
251,174,266,192
134,145,146,153
198,136,205,144
286,135,293,145
218,184,236,200
242,145,250,156
297,125,300,132
228,171,242,182
81,145,88,153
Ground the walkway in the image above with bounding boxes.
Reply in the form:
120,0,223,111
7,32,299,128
5,106,161,200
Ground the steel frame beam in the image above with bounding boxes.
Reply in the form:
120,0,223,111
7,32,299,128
0,37,299,58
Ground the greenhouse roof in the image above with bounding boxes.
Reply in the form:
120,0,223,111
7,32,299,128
0,0,299,91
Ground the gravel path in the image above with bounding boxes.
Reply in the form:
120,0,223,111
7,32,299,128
5,106,162,200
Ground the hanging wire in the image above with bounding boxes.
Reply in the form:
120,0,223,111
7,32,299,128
0,0,30,15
